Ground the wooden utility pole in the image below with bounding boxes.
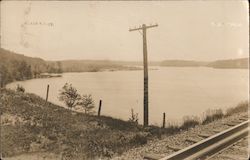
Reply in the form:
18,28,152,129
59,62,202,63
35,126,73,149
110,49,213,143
129,23,158,127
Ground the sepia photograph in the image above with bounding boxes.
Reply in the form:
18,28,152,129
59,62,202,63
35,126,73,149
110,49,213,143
0,0,249,160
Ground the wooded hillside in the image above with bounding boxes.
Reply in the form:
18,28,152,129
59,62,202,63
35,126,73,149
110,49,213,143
0,48,62,86
0,49,139,86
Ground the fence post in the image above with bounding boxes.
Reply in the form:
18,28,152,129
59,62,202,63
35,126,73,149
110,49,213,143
0,73,2,88
98,100,102,116
45,84,50,103
162,112,166,128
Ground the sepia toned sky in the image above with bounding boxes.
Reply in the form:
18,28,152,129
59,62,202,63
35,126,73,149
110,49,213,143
1,1,249,61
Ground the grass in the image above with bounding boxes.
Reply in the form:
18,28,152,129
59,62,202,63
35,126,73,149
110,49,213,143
0,89,144,159
1,89,248,159
202,109,224,125
180,116,200,130
225,101,248,116
161,102,248,135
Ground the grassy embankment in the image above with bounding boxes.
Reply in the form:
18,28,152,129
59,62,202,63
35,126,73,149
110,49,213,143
1,89,248,159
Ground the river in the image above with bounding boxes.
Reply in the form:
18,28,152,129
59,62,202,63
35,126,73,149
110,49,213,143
7,67,248,125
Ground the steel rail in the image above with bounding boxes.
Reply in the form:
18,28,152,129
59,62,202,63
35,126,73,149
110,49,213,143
144,120,249,160
158,120,249,160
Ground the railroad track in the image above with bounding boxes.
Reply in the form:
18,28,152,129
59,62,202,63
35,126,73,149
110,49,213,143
144,119,249,160
209,135,249,160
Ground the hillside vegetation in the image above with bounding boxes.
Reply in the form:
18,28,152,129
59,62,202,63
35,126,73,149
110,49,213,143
1,88,248,159
1,89,149,159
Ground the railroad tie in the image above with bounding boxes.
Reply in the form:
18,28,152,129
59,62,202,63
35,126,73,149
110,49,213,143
167,145,182,151
185,138,200,143
224,122,238,126
242,115,248,118
143,153,162,160
232,120,242,123
213,129,222,133
239,118,248,121
198,133,210,138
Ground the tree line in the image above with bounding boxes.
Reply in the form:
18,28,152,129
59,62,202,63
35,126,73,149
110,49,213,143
0,60,63,87
0,60,32,87
0,48,64,87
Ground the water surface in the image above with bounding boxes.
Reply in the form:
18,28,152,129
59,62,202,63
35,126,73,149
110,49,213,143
7,67,248,125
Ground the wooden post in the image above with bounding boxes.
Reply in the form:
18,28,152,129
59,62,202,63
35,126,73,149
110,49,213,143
0,73,2,88
129,23,158,127
162,112,166,128
98,100,102,116
45,84,49,103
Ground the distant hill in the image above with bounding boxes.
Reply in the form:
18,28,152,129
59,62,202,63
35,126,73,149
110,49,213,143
160,58,248,69
112,61,161,66
160,60,208,67
206,58,248,69
59,60,140,72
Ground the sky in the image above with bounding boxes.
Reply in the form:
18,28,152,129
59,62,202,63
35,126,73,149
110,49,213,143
0,1,249,61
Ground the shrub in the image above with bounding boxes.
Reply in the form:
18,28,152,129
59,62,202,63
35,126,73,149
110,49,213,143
78,94,95,114
131,132,148,145
16,84,25,93
58,83,80,109
128,108,139,124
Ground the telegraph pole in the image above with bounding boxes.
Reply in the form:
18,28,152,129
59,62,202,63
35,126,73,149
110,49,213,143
129,23,158,127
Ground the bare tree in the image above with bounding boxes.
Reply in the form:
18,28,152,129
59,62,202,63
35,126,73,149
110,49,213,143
129,108,139,124
58,83,80,110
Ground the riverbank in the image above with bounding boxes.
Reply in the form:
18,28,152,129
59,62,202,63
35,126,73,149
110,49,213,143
1,89,248,159
36,73,62,79
1,89,154,159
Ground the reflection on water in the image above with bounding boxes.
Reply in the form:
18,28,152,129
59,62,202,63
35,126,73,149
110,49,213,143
7,67,248,125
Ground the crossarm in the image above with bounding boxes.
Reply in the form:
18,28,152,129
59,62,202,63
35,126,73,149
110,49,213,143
129,24,158,32
129,27,143,32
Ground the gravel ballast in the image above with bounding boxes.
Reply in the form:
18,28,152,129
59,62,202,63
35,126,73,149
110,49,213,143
112,112,248,160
